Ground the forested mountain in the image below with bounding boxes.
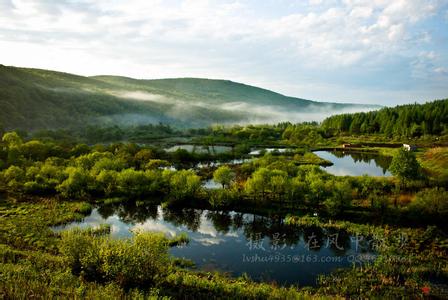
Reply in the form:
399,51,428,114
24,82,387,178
321,99,448,137
0,65,378,130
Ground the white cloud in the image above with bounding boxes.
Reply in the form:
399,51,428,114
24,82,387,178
309,0,323,5
132,220,178,237
350,6,373,18
194,237,225,246
434,67,448,75
0,0,447,104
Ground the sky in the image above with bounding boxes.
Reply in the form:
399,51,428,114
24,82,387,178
0,0,447,105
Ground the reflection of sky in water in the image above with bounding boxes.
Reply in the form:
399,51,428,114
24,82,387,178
249,148,292,155
165,144,232,154
202,179,221,189
53,206,376,286
315,151,391,176
196,158,251,169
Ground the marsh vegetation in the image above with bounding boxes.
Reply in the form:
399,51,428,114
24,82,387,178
1,99,448,298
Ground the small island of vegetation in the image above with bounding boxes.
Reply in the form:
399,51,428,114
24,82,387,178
1,98,447,299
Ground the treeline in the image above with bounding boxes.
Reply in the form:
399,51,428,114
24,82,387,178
1,130,447,223
0,131,380,218
0,132,206,206
32,123,179,144
202,122,326,147
210,155,394,217
209,153,448,222
321,99,448,137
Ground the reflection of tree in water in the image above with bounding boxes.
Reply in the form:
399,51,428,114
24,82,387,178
97,204,117,220
238,214,303,247
161,207,202,232
242,214,272,241
323,227,350,256
206,211,232,234
333,151,392,174
96,202,355,256
118,203,159,224
373,155,392,174
268,222,302,248
302,226,325,252
231,213,244,230
97,201,159,224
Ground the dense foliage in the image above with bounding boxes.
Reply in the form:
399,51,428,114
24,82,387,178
60,229,170,288
1,130,446,224
322,99,448,137
389,148,422,185
1,121,448,299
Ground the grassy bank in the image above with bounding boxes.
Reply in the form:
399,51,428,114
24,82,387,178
285,215,448,298
0,196,330,299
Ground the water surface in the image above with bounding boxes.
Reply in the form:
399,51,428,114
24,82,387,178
249,148,293,156
53,203,376,286
165,144,232,154
314,151,391,176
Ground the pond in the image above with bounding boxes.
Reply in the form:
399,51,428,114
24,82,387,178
202,179,222,189
53,203,377,286
314,151,392,176
165,144,232,154
249,148,293,156
195,158,251,169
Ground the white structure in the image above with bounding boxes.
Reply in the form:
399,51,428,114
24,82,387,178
403,144,417,151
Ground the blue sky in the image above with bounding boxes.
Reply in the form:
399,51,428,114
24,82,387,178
0,0,447,105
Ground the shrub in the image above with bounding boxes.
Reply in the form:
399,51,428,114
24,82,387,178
209,188,238,208
59,229,170,289
408,187,448,220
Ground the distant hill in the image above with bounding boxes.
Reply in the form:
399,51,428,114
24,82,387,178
0,65,380,130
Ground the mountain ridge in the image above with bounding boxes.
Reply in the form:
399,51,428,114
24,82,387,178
0,64,380,130
92,75,368,107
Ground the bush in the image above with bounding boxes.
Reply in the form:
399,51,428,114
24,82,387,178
209,188,238,208
408,187,448,220
324,181,352,216
212,165,235,188
167,170,202,203
59,229,170,289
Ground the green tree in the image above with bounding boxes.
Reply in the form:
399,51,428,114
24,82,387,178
2,131,23,148
268,170,289,201
116,168,151,197
96,170,118,196
244,168,271,201
168,170,201,202
2,165,25,191
324,180,352,216
57,167,91,198
389,148,422,186
2,132,24,165
209,188,238,208
134,149,156,168
213,166,235,188
20,140,48,161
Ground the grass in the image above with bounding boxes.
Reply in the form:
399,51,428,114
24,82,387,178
167,232,190,247
2,193,447,298
294,152,333,166
285,215,448,298
0,196,329,299
0,197,92,253
418,147,448,183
